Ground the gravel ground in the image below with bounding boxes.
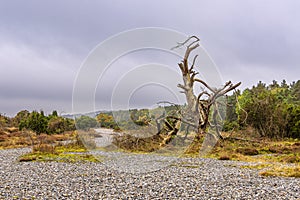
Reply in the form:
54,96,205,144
0,148,299,200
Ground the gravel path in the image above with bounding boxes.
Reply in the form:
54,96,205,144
0,148,299,200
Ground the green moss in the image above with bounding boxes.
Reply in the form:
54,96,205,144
240,164,272,170
260,165,300,178
19,142,101,163
55,144,87,153
19,152,100,163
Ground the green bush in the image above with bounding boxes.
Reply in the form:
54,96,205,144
75,115,97,130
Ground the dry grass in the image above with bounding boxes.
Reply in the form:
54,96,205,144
111,130,195,155
0,131,33,148
0,130,75,149
205,128,300,178
112,133,163,152
237,162,300,178
259,165,300,178
33,143,56,154
0,128,98,163
19,132,99,163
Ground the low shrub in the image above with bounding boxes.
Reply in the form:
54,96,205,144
236,148,259,156
219,155,231,160
33,144,56,154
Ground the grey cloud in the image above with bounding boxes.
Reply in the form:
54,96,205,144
0,0,299,116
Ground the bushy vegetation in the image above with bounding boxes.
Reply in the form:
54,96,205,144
96,113,120,130
0,114,10,131
75,115,97,130
225,80,300,139
18,110,75,134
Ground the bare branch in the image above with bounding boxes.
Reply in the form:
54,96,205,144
194,78,216,93
186,36,200,49
178,63,185,74
195,91,210,113
184,43,199,65
190,55,198,72
171,36,200,50
197,91,210,100
207,81,242,107
215,82,241,99
191,71,199,81
177,84,188,91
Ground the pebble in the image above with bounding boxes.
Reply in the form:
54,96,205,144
0,148,299,199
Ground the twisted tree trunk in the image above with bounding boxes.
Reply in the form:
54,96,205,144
113,36,241,153
173,36,241,153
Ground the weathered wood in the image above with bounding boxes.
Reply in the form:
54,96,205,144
113,36,241,153
171,36,241,154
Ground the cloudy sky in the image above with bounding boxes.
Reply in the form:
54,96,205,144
0,0,299,116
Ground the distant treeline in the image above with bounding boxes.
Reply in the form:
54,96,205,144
0,80,299,138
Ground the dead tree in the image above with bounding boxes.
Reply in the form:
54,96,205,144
172,36,241,153
113,36,241,153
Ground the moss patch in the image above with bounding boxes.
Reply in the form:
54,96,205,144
19,152,100,163
240,163,272,170
260,165,300,178
19,135,100,163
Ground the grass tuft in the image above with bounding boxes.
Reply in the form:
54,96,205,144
259,166,300,178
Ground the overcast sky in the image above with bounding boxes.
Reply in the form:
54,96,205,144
1,0,299,116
